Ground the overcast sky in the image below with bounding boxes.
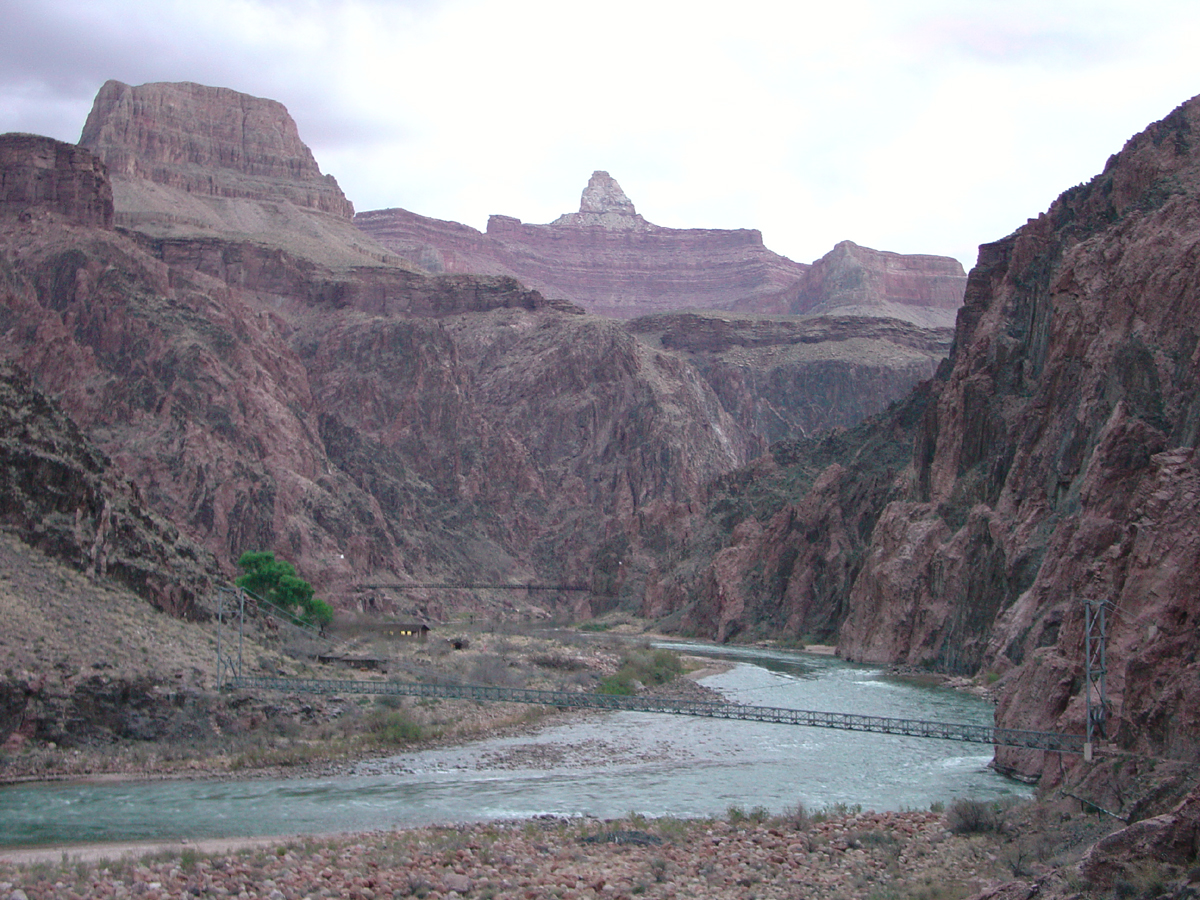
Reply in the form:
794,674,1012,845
2,0,1199,269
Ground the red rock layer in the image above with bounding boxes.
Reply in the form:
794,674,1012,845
0,134,113,227
355,172,966,322
738,240,968,325
79,80,354,218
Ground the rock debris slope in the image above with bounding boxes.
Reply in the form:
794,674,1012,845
662,93,1200,781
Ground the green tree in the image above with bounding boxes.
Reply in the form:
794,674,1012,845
236,551,333,628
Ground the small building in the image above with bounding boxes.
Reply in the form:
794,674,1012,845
381,622,431,642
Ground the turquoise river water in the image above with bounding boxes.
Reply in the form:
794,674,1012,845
0,643,1029,847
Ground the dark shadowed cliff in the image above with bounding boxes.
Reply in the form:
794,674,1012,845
659,94,1200,781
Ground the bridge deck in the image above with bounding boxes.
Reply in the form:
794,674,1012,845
229,675,1084,754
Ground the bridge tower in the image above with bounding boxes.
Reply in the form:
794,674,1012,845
1083,594,1108,762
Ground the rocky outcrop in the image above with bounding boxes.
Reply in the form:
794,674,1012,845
629,311,952,442
0,134,113,227
0,363,221,618
80,80,353,218
550,169,652,230
355,171,967,323
737,240,968,328
77,81,401,270
657,93,1200,780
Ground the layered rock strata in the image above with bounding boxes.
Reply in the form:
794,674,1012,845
0,134,112,227
78,80,398,269
736,240,969,328
355,170,968,323
81,80,353,217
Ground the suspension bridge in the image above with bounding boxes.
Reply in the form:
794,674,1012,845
217,588,1088,756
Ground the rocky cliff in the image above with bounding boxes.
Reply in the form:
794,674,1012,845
0,84,765,619
629,311,952,441
659,94,1200,780
0,362,221,618
78,80,399,269
81,80,353,218
736,240,969,328
0,134,113,227
355,170,967,324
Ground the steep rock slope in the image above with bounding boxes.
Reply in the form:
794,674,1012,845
0,133,113,227
735,239,969,328
79,80,402,269
0,360,221,619
0,92,755,616
355,170,967,324
660,95,1200,780
629,311,952,441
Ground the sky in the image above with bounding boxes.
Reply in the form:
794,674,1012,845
2,0,1199,270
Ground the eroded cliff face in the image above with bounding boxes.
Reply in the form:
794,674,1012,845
81,80,353,218
0,134,113,227
629,311,952,442
0,85,763,620
77,81,398,270
355,170,967,324
737,240,968,328
0,362,221,618
664,94,1200,780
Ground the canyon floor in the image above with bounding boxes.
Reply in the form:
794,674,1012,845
2,536,1195,899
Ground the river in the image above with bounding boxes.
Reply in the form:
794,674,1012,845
0,643,1029,847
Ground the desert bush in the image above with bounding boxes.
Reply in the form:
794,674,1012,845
946,798,1000,834
785,800,813,830
470,653,522,686
366,709,422,745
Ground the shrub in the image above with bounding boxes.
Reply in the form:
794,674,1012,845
946,798,1000,834
785,800,813,830
367,710,422,745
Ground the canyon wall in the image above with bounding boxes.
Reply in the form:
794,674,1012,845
660,94,1200,779
0,85,761,620
355,170,967,324
81,79,353,218
0,133,113,227
0,362,222,618
78,80,399,270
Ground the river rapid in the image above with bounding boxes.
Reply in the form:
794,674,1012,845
0,643,1029,848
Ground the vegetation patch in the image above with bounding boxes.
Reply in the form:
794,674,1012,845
598,647,683,695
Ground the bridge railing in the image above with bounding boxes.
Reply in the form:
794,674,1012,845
228,675,1085,754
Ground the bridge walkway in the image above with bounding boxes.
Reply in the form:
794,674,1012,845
229,675,1084,754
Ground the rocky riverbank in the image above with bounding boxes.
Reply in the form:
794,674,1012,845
0,805,1068,900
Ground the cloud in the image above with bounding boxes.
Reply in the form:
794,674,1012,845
3,0,1200,269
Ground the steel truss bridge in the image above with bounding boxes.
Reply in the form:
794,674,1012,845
228,675,1085,754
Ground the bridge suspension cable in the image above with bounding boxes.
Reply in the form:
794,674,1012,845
227,675,1085,754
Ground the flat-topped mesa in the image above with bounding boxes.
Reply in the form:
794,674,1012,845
80,80,354,218
357,171,967,322
0,134,113,227
550,170,653,231
737,240,968,328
